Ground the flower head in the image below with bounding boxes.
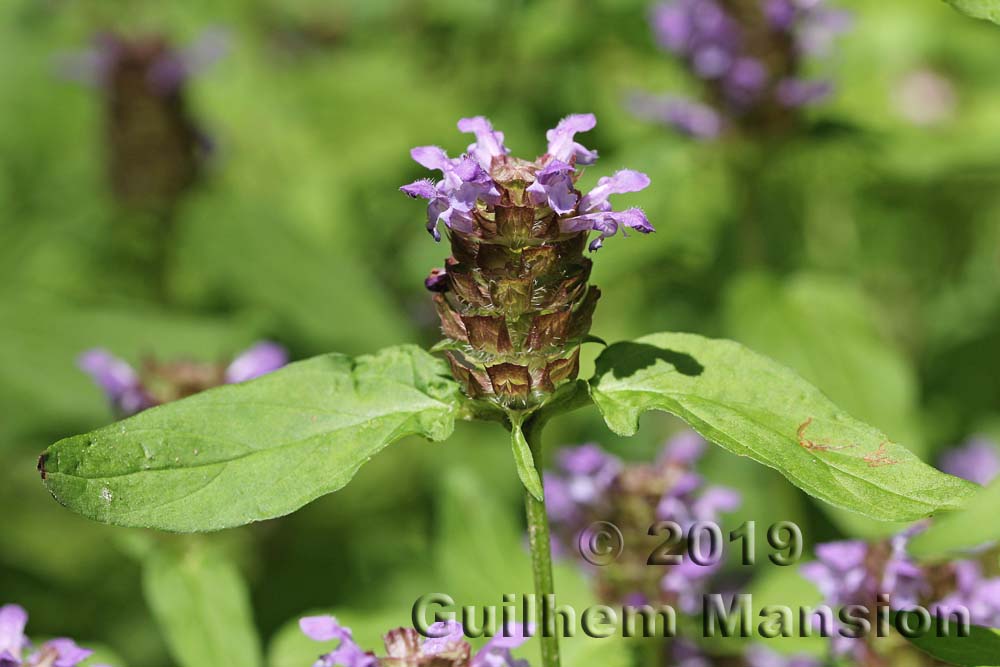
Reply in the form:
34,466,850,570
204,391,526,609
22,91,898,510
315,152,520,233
801,525,1000,662
300,616,530,667
80,341,288,417
402,115,651,408
639,0,851,138
544,432,741,607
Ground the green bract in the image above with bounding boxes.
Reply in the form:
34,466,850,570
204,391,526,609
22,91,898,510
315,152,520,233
588,333,977,522
40,345,461,531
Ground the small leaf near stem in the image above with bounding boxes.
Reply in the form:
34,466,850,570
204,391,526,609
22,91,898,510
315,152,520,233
511,415,544,502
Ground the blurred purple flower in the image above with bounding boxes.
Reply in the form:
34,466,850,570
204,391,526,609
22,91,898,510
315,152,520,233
932,560,1000,627
77,349,154,417
544,114,599,165
80,341,288,417
640,0,850,137
300,616,377,667
58,29,228,95
300,617,530,667
629,94,723,139
938,437,1000,486
224,341,289,384
545,433,741,607
775,78,834,107
0,604,97,667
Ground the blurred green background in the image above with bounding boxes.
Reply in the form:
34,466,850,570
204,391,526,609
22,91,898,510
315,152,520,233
1,0,999,665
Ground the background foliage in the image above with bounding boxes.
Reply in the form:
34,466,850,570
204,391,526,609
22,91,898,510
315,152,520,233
1,0,999,665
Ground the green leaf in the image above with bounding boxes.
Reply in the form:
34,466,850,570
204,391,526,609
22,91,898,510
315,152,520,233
143,542,262,667
945,0,1000,25
511,419,544,501
41,345,462,531
909,476,1000,560
897,615,1000,666
722,273,923,454
589,333,978,522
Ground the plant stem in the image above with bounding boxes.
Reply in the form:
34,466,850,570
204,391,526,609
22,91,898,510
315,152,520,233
522,415,561,667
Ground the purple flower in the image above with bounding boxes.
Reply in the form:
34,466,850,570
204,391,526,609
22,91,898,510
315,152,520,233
0,605,95,667
775,78,833,107
764,0,798,31
544,433,741,607
401,149,499,240
932,560,1000,627
77,349,154,416
525,160,578,214
799,540,870,607
224,341,289,384
458,116,509,170
300,616,377,667
554,444,622,507
629,94,723,139
544,114,598,165
938,437,1000,486
640,0,849,137
661,430,708,465
59,30,228,95
300,617,530,667
80,341,289,417
402,114,651,252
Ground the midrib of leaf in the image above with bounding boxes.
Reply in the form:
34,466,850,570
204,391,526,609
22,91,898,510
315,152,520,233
53,402,447,480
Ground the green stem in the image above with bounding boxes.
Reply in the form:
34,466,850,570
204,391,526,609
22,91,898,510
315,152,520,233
522,415,561,667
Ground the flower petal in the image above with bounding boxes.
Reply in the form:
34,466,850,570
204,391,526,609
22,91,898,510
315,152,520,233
545,114,598,165
458,116,509,169
579,169,650,212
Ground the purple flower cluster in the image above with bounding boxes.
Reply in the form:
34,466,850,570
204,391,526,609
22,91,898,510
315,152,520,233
634,0,851,138
299,616,530,667
401,114,652,251
61,30,228,97
0,604,107,667
544,432,741,609
79,341,288,417
802,526,1000,661
938,437,1000,487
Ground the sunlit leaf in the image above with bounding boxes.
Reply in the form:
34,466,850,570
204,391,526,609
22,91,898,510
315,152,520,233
589,333,977,521
41,346,462,531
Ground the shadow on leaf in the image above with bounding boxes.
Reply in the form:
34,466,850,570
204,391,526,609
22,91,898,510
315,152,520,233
593,342,704,380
